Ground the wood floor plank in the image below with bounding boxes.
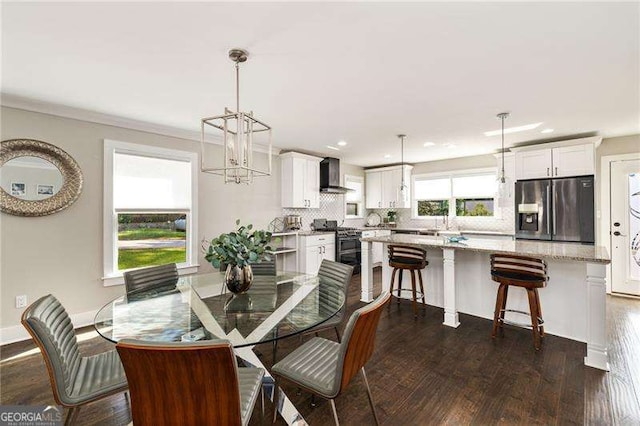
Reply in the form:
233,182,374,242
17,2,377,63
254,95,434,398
1,270,639,425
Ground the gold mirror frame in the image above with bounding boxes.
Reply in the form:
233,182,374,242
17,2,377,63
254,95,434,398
1,139,83,217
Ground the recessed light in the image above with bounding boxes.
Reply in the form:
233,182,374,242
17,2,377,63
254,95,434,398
326,145,340,151
384,154,391,159
484,122,543,137
423,142,436,147
337,140,347,146
541,128,554,134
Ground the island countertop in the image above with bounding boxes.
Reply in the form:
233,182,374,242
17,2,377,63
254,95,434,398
360,233,610,264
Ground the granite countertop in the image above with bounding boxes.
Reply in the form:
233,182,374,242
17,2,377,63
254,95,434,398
359,226,515,236
298,230,335,236
360,233,610,264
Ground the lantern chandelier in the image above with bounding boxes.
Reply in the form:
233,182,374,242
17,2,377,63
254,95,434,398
201,48,272,184
496,112,511,203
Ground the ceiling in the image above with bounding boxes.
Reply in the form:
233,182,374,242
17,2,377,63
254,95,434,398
2,2,638,167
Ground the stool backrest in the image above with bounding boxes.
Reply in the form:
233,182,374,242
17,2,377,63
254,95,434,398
388,245,427,263
490,254,547,280
124,263,179,298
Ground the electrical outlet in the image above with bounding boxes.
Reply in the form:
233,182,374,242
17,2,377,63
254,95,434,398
15,295,27,309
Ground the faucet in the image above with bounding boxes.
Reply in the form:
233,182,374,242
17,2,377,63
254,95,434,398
443,213,450,231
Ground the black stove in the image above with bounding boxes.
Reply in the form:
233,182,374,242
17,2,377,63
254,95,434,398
312,220,362,274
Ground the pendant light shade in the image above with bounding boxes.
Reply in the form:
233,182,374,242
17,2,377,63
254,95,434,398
200,49,272,184
495,112,511,206
398,134,409,204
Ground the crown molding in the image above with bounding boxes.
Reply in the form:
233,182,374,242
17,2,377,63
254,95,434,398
0,93,279,155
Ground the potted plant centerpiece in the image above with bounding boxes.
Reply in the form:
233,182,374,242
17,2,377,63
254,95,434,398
204,220,275,293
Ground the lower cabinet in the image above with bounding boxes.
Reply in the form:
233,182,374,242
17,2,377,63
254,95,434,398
300,234,336,275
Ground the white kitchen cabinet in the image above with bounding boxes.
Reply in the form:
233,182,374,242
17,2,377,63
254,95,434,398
552,144,595,177
299,234,335,274
365,171,383,209
365,165,413,209
281,152,322,208
514,148,553,180
362,229,391,265
514,139,596,180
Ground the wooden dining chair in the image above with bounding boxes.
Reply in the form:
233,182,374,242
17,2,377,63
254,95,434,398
21,295,129,425
271,292,391,425
116,339,265,426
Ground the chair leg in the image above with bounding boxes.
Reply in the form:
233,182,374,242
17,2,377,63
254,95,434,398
329,399,340,426
310,394,317,407
272,379,280,425
261,385,265,426
65,406,80,426
397,269,403,303
410,270,418,318
334,326,341,343
527,288,542,350
272,328,279,363
492,284,506,338
417,269,426,306
535,288,544,337
361,367,381,426
124,391,131,408
499,285,509,334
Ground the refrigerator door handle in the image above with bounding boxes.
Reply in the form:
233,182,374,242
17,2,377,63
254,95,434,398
546,184,552,236
552,183,557,236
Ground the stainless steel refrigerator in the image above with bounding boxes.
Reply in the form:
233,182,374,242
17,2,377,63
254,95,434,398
515,176,594,243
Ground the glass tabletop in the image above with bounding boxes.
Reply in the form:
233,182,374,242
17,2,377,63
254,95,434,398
94,271,345,348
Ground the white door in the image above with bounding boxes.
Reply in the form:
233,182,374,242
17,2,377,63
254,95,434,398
552,144,595,177
305,160,320,208
382,170,399,208
366,171,382,209
304,245,320,275
611,159,640,295
515,148,553,180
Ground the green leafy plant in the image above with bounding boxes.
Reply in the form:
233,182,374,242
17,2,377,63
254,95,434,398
387,210,397,222
203,219,276,269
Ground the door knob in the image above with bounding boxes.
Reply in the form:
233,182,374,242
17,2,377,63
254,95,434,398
613,222,620,227
613,231,626,236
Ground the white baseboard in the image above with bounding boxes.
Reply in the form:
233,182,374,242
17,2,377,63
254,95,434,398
0,309,98,345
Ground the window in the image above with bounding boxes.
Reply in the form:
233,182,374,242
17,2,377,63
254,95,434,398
104,140,198,285
344,175,364,218
413,170,496,218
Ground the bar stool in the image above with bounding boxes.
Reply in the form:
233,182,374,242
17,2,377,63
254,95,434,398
490,254,548,350
388,245,428,317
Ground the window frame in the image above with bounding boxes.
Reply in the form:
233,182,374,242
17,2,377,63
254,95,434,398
411,167,498,219
103,140,199,286
344,174,365,219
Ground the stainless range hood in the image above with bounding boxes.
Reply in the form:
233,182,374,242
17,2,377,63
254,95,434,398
320,157,353,194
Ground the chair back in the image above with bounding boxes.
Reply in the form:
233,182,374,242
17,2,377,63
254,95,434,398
21,294,81,406
335,292,391,393
388,245,427,266
124,263,179,298
318,259,354,321
490,254,547,281
116,339,242,426
249,258,277,276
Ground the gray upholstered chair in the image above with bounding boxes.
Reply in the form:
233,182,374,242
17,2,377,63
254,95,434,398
116,339,265,426
249,258,277,276
21,295,129,424
123,263,178,299
272,292,391,425
305,260,354,341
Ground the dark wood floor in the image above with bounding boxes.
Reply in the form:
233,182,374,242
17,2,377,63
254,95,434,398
2,269,639,425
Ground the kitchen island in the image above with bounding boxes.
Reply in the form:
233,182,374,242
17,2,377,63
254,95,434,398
360,234,611,371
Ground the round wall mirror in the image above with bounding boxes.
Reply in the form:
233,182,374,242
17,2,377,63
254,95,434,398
1,139,83,216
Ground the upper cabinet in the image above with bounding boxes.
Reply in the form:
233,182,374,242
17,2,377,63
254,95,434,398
281,152,322,208
513,137,599,180
365,165,413,209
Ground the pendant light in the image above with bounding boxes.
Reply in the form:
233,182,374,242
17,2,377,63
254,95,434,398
200,49,272,184
496,112,511,203
398,134,409,203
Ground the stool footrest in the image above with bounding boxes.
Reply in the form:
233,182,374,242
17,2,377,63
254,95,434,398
498,308,544,328
392,288,425,299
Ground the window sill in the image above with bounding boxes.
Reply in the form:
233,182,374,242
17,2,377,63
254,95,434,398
102,264,200,287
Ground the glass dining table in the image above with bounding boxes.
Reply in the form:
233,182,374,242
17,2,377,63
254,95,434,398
94,271,345,426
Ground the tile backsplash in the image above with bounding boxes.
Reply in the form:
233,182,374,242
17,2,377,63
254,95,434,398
282,193,366,230
282,193,513,232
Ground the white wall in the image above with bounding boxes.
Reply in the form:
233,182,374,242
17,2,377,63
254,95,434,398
0,107,288,336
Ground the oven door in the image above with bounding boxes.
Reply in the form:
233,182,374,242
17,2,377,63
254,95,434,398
338,250,361,274
338,237,360,253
